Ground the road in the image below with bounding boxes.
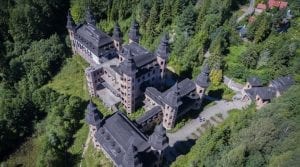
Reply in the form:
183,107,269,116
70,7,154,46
167,99,249,146
237,0,256,23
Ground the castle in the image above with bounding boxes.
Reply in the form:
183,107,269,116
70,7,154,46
66,8,210,131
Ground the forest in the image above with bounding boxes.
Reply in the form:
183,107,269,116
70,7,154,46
0,0,299,166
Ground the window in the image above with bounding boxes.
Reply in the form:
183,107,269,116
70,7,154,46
161,61,164,65
199,90,203,93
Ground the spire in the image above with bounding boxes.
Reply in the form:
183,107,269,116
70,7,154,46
112,22,123,41
196,64,210,88
128,19,140,43
86,7,96,25
120,49,137,76
122,139,142,167
165,82,182,108
155,33,170,59
85,100,103,126
149,123,169,151
66,10,76,29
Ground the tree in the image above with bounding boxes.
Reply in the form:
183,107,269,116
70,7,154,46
146,1,160,38
177,3,196,36
210,69,223,86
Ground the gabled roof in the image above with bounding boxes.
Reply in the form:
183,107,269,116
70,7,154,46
247,77,263,87
145,78,197,107
94,111,151,166
269,75,294,92
120,42,156,68
136,106,162,125
75,24,113,49
245,87,277,100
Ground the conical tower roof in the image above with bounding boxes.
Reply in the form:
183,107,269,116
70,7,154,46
122,139,142,167
165,82,182,108
66,10,76,29
155,34,170,59
119,49,137,76
149,123,169,151
85,100,103,126
196,64,210,88
112,22,123,41
128,20,140,43
85,7,96,25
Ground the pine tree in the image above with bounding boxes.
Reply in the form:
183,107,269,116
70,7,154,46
146,1,160,38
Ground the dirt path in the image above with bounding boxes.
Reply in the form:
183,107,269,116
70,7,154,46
79,130,91,167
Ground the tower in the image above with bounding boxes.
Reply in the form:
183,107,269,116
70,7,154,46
195,64,210,99
120,49,137,113
128,20,140,44
66,10,76,54
85,100,103,148
163,82,182,130
149,123,169,166
122,139,143,167
112,22,123,51
85,7,96,26
156,34,170,81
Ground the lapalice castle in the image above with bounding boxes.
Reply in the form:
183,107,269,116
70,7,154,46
66,8,210,131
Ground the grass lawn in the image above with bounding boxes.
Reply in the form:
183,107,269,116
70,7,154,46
3,135,42,167
81,142,113,167
47,55,90,100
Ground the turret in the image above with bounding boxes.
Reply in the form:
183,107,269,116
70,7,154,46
163,82,182,130
156,34,170,80
86,100,103,148
195,64,210,99
66,10,76,54
149,123,169,166
112,22,123,51
66,10,76,30
128,20,140,43
122,139,143,167
119,49,137,113
86,7,96,26
85,100,103,127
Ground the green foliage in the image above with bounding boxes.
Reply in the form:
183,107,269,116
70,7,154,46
210,69,223,86
172,85,300,167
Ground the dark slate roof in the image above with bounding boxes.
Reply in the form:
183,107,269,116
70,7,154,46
269,76,294,92
120,42,156,68
128,20,140,42
245,87,277,100
94,111,151,166
149,124,169,151
75,24,113,49
247,77,263,87
66,10,76,29
122,139,143,167
112,22,123,41
145,79,197,107
85,7,96,25
136,106,162,124
163,82,182,108
118,49,137,76
196,64,210,88
155,34,170,59
85,101,103,126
